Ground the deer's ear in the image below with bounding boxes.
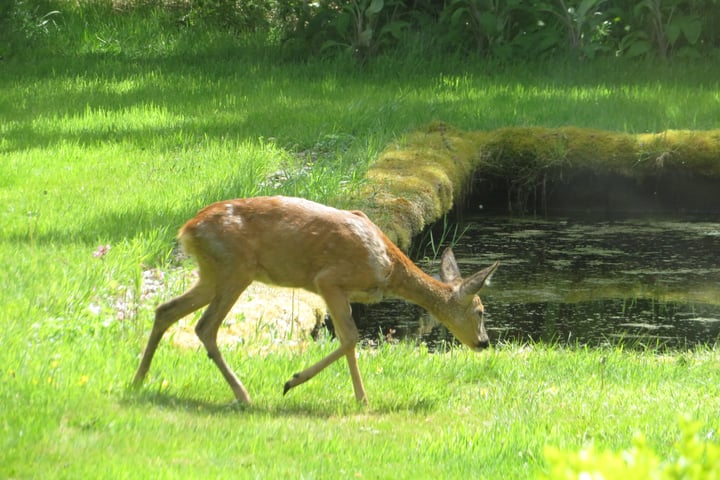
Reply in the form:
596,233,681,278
439,248,462,283
458,261,499,298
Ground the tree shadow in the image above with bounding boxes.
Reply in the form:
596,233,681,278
3,170,261,248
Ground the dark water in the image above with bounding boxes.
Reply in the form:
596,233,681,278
354,215,720,349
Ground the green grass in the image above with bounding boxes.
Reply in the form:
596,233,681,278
3,339,719,478
2,4,720,478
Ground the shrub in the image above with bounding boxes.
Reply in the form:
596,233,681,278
542,417,720,479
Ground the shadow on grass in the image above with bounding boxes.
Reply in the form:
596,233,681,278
123,389,253,414
123,387,440,418
3,178,256,247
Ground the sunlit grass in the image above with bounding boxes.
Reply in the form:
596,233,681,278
2,336,718,478
2,3,720,478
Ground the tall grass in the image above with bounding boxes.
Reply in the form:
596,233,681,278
1,3,720,478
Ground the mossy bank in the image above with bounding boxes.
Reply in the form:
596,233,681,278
360,123,720,248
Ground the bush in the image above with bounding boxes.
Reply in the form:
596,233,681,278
0,0,62,57
2,1,719,63
542,417,720,479
276,0,720,62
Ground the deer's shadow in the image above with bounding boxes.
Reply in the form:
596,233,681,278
123,387,439,418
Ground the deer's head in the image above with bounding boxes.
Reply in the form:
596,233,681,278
438,248,499,351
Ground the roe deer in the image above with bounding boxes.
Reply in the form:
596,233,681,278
132,196,499,405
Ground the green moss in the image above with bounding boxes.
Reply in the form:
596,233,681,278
355,124,720,248
357,122,481,248
636,130,720,176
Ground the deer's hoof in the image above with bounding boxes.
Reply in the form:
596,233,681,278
283,373,300,396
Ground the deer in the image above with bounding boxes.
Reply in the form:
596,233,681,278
132,196,499,405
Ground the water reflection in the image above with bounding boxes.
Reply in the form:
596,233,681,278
353,215,720,349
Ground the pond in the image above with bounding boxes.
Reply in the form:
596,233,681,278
353,214,720,349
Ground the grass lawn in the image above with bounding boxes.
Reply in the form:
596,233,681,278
4,340,719,478
2,5,720,478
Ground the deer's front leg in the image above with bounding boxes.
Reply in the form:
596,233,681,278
343,343,367,404
283,284,367,403
282,345,350,395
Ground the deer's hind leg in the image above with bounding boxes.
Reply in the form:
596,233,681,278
194,278,253,404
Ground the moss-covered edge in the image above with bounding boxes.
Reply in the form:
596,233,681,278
355,123,720,249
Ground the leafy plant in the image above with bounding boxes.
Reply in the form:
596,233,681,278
182,0,272,33
441,0,529,59
438,0,617,60
2,0,61,42
649,0,702,57
618,0,704,58
540,0,614,58
0,0,63,59
320,0,409,62
542,416,720,479
276,0,408,62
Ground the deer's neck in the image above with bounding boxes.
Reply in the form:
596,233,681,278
389,257,454,316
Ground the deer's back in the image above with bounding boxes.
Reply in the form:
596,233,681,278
178,196,394,294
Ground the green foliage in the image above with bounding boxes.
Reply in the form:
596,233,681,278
615,0,706,59
541,0,615,59
0,0,61,57
277,0,409,62
2,1,718,62
440,0,529,59
275,0,720,61
182,0,272,33
331,0,410,62
542,416,720,479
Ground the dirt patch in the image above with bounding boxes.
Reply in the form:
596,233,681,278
165,282,326,353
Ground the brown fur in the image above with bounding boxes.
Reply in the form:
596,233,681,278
133,196,498,405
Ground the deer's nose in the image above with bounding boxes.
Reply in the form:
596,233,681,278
475,339,490,350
